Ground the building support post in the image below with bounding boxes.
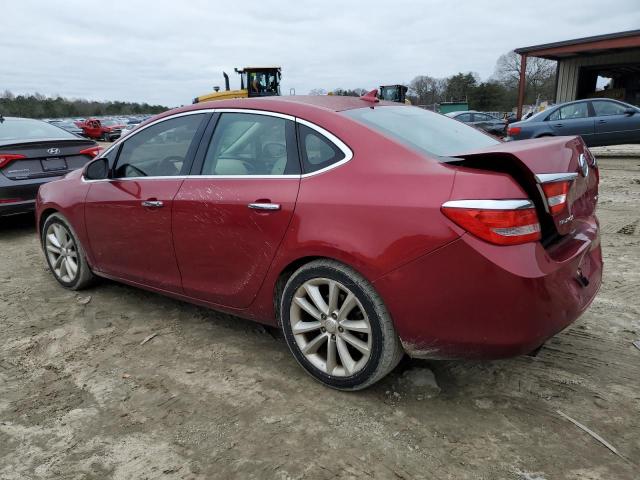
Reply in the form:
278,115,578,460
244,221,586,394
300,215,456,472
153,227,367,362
516,54,527,120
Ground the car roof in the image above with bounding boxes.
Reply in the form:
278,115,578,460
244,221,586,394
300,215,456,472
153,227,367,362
202,95,401,112
139,95,406,131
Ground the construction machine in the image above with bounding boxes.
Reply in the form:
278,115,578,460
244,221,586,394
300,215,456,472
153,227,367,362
193,67,281,104
378,85,410,104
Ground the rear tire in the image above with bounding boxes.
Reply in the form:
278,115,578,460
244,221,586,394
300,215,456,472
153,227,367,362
280,260,403,390
41,213,95,290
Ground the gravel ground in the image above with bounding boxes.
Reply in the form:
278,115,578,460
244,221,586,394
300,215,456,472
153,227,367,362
1,157,639,479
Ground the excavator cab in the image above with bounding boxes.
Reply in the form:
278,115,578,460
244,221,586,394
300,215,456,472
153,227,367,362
193,67,281,104
237,67,281,97
378,85,410,104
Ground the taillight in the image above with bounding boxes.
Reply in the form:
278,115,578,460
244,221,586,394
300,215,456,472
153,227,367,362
540,181,571,214
79,146,103,158
0,198,24,204
441,199,541,246
535,173,578,215
0,154,26,169
507,126,521,136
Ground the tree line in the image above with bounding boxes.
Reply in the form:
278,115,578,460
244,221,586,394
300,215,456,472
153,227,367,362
311,51,556,112
0,91,168,118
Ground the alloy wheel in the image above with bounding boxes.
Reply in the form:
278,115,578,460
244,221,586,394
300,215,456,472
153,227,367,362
289,278,372,377
45,223,79,283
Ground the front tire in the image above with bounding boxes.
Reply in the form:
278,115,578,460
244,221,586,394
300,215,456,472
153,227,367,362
41,213,94,290
280,260,403,390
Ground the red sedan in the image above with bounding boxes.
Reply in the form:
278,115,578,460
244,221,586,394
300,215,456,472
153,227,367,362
36,95,602,390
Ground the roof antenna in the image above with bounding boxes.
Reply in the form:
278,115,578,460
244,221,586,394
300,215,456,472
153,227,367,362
360,89,379,104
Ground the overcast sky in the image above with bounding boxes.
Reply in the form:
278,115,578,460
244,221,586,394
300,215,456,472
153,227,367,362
2,0,639,106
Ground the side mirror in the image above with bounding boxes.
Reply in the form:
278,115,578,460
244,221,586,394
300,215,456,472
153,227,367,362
624,107,636,116
84,157,109,180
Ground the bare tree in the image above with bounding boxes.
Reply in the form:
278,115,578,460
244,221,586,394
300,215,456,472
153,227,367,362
409,76,446,106
494,51,556,101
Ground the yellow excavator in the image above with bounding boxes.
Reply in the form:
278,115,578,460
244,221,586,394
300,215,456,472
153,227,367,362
193,67,282,104
378,85,411,104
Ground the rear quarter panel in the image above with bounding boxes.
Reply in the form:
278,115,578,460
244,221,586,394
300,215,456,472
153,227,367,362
245,116,459,324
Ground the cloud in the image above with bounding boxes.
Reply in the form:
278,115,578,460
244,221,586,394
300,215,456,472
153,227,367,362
2,0,639,106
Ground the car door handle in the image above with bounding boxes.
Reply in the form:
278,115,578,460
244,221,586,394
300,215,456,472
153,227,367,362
248,202,280,211
597,119,607,124
141,200,164,208
554,123,564,127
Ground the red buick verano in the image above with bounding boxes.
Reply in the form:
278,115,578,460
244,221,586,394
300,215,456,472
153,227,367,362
36,95,602,390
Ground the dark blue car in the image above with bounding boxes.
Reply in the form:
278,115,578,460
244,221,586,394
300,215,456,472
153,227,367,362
507,98,640,147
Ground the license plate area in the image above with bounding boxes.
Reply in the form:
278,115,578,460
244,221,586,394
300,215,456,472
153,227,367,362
41,157,67,172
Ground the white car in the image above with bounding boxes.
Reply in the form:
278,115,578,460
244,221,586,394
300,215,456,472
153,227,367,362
119,122,141,139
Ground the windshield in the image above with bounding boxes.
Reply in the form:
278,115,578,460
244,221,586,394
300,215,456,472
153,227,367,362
0,118,77,141
379,87,400,102
525,109,550,122
342,106,500,157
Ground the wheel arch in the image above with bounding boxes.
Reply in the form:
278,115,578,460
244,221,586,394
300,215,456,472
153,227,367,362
272,254,371,323
38,207,59,238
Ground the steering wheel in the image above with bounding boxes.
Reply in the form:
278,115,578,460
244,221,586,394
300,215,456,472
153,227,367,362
262,142,286,159
158,155,184,176
122,164,147,177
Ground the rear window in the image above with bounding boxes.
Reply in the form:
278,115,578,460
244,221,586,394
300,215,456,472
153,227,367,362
342,106,499,157
0,118,77,141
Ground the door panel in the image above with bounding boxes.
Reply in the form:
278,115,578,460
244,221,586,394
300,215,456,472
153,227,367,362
592,100,640,145
173,178,299,307
83,113,209,291
172,112,301,309
85,179,185,291
547,102,595,141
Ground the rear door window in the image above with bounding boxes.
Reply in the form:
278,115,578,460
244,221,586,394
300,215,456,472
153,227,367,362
201,113,299,176
548,102,589,121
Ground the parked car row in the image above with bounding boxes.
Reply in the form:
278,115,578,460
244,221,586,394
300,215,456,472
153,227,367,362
45,115,151,141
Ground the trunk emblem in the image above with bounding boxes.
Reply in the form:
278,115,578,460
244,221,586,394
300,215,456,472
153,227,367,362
47,147,61,155
559,214,574,225
578,153,589,177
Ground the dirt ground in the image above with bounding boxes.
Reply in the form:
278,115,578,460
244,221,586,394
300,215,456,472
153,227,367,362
1,153,639,479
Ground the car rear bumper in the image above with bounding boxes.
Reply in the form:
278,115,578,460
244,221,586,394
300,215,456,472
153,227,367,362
0,199,36,216
1,175,63,216
374,217,602,359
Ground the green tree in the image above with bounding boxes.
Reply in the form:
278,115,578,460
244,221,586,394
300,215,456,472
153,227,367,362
444,72,478,102
0,91,168,118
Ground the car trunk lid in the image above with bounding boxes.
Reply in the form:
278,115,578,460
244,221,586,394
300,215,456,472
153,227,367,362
446,136,598,242
0,139,98,180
